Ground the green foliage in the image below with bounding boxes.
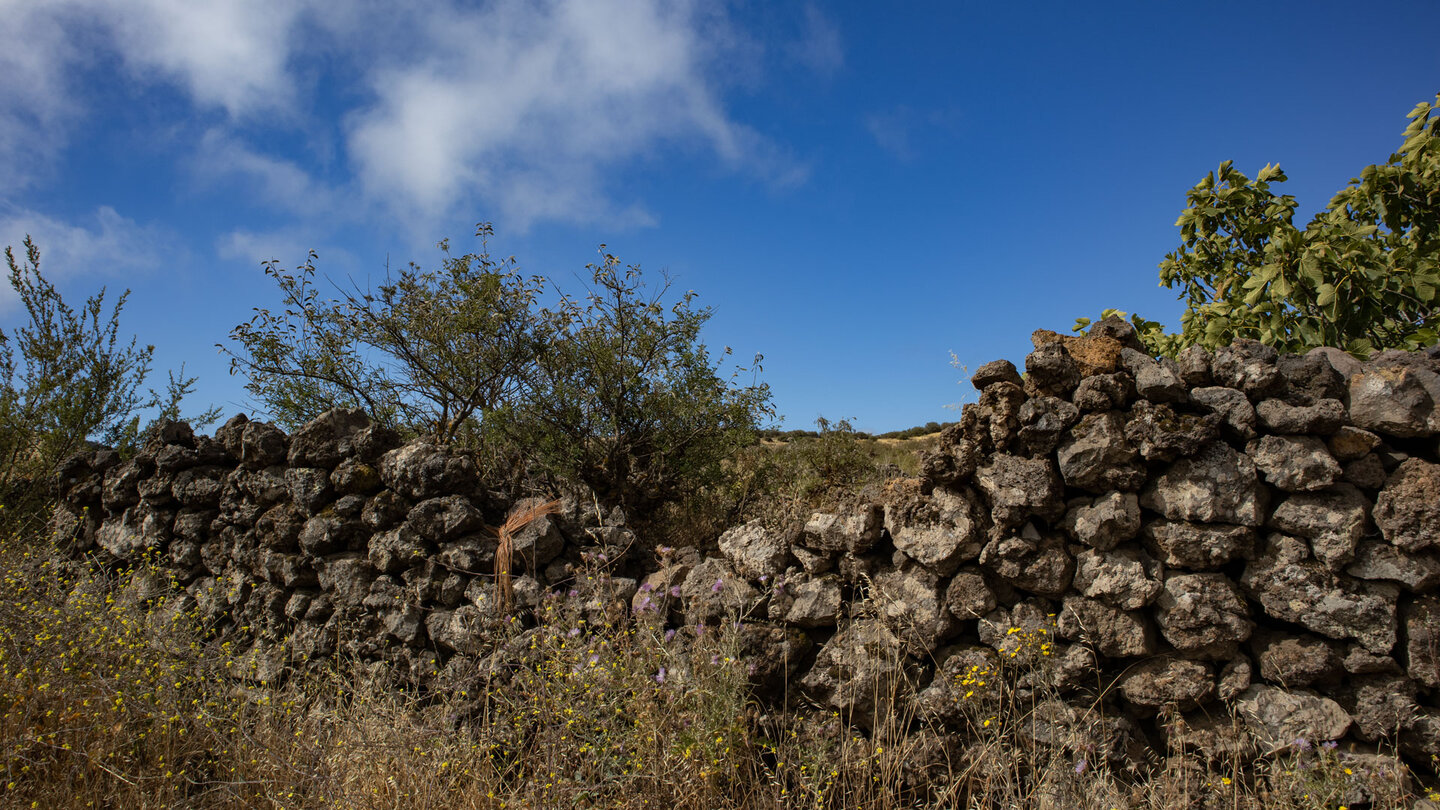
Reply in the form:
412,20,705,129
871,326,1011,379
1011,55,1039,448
1078,94,1440,357
501,252,772,515
221,223,544,443
0,238,216,506
225,225,773,517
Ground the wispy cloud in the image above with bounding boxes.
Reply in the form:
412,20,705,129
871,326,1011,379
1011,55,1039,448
790,5,843,76
0,205,179,309
865,105,964,161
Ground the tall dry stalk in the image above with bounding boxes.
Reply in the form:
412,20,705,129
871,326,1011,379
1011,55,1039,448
495,498,562,615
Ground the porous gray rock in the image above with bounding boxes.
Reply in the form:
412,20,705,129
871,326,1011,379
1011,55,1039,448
1057,595,1155,658
800,620,915,730
1242,534,1399,654
1175,344,1212,386
1348,365,1436,438
1056,411,1146,493
1154,573,1253,659
871,566,959,654
1124,401,1220,463
780,575,842,628
1267,484,1370,569
287,407,371,468
1247,435,1341,492
1120,347,1187,403
1401,595,1440,688
1342,454,1389,490
1345,541,1440,591
1142,520,1254,570
1060,491,1141,551
1072,547,1163,610
1373,458,1440,552
680,557,756,624
316,553,377,605
719,520,791,582
330,458,383,495
943,570,997,620
978,522,1074,597
1328,426,1382,461
970,359,1023,390
379,442,480,501
1234,685,1352,747
1189,386,1258,441
1252,632,1342,688
299,514,363,556
1015,396,1080,456
1071,372,1135,412
369,525,432,573
1024,341,1081,398
1210,339,1284,400
884,487,985,575
1256,398,1346,435
406,495,484,543
974,454,1065,533
285,467,334,513
1140,441,1267,527
798,505,883,555
1118,658,1215,711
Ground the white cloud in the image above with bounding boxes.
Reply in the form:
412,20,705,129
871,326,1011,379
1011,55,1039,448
0,0,87,191
790,5,843,76
191,129,337,215
0,205,178,310
346,0,797,230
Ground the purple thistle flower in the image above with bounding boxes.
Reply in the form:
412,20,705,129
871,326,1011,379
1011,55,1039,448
639,582,655,593
669,585,682,598
1074,758,1087,774
664,628,676,643
655,667,667,684
711,578,724,593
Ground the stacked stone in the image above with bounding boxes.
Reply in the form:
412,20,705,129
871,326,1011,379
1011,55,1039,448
49,408,638,685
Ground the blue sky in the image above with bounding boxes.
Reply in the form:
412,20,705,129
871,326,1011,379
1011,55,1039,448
2,1,1437,433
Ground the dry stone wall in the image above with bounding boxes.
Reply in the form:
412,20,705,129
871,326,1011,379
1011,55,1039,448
47,319,1440,768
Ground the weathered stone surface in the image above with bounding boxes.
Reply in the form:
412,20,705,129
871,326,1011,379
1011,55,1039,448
1073,547,1163,610
1143,520,1254,570
719,520,790,582
800,620,915,730
1140,441,1267,527
1242,534,1399,654
330,458,382,495
884,488,984,575
732,624,813,699
1349,365,1436,438
1124,401,1219,463
253,502,307,552
961,382,1026,453
1218,657,1252,701
1342,454,1390,490
1267,484,1370,568
1401,595,1440,688
979,522,1074,597
970,359,1023,389
285,467,334,513
1278,353,1348,404
1024,340,1081,398
1056,411,1146,493
780,575,842,628
288,407,371,468
1346,541,1440,591
974,454,1065,532
1016,396,1080,456
915,645,1002,728
1234,685,1351,746
1118,658,1214,711
316,553,376,604
1154,573,1253,659
1060,491,1140,551
1071,372,1135,412
1120,347,1187,403
360,490,410,532
369,525,432,573
977,600,1055,657
299,514,363,556
681,557,756,624
943,570,996,620
1248,435,1341,492
1373,458,1440,552
171,466,225,508
1252,631,1341,688
1256,398,1346,435
1328,426,1381,461
1211,339,1284,400
1175,344,1213,386
406,495,483,543
379,442,479,501
871,566,958,654
1057,595,1154,658
1189,385,1258,441
798,505,883,555
1344,674,1421,743
918,435,981,488
425,604,489,654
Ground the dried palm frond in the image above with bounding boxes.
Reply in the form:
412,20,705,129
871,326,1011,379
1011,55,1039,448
495,498,562,616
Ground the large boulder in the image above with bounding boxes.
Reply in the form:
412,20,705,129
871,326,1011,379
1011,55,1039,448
1117,658,1215,712
1072,547,1163,610
800,620,916,730
1348,365,1437,438
1142,520,1255,570
1060,491,1140,551
379,442,480,501
1153,573,1253,660
1140,441,1267,527
1055,411,1147,494
1234,685,1352,747
1373,458,1440,553
884,487,985,575
1267,484,1370,569
979,522,1074,597
1057,595,1155,658
1241,534,1399,654
1247,435,1341,493
974,454,1066,533
288,407,372,468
